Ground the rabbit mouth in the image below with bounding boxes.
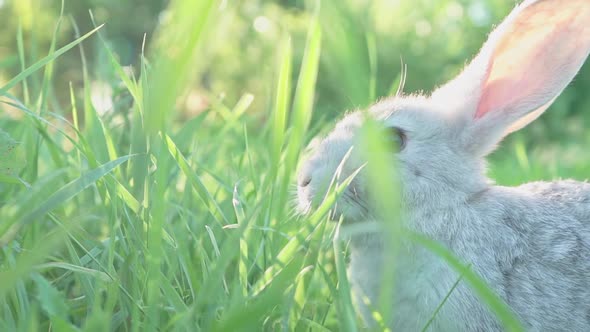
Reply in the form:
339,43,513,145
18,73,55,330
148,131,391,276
336,189,371,223
297,185,370,223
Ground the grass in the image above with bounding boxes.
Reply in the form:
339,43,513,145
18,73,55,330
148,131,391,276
1,1,589,331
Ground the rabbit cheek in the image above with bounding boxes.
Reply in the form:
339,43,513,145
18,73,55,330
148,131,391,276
296,185,313,215
297,174,368,223
296,166,333,214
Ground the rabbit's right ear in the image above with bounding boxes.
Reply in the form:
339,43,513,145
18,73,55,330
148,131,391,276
432,0,590,157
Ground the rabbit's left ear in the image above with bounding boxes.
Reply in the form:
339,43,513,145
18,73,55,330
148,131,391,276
433,0,590,156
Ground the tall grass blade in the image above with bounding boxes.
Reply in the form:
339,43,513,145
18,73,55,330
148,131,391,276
0,155,134,244
271,35,292,170
0,25,103,95
407,232,524,332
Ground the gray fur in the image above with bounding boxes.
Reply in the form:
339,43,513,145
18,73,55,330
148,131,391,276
296,0,590,330
338,182,590,331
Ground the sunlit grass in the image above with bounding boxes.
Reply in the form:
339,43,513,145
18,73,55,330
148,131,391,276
0,0,589,331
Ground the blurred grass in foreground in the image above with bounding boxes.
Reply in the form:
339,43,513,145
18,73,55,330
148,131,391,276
0,0,589,331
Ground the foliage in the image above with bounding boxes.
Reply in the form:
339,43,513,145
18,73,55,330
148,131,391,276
0,0,588,331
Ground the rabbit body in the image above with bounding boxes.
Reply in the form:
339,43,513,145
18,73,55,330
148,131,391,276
296,0,590,330
348,180,590,331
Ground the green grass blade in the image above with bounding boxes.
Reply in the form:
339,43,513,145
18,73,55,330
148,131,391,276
358,117,402,325
0,25,103,95
233,184,249,296
0,128,26,183
0,155,134,245
407,232,524,332
289,216,329,329
271,35,292,170
421,268,467,332
34,262,112,282
16,24,30,105
145,0,217,134
333,226,358,332
284,15,321,174
36,0,64,110
213,253,306,332
163,133,230,224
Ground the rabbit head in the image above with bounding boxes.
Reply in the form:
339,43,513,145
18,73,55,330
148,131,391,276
297,0,590,223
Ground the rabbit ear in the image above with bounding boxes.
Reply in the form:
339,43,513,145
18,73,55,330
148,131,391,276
432,0,590,156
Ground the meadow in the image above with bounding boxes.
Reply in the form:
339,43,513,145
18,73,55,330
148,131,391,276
0,0,589,331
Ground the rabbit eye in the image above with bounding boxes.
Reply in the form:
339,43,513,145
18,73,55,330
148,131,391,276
388,127,406,151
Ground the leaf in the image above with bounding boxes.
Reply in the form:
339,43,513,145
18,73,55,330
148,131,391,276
34,262,112,282
0,155,135,245
145,0,217,134
0,129,26,182
270,35,292,168
285,14,322,172
31,274,69,318
407,232,524,332
0,25,103,95
162,133,229,224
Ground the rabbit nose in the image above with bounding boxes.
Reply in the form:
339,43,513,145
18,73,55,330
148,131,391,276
299,174,312,187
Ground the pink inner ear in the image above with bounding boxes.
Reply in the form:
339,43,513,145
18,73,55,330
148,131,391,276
474,1,590,119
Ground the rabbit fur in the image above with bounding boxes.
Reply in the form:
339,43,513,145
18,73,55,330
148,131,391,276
296,0,590,330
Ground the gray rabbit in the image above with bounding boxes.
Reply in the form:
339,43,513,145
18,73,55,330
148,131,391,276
296,0,590,330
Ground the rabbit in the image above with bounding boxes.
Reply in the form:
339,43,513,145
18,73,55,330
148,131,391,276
296,0,590,330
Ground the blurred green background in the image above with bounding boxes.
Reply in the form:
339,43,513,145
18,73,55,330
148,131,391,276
2,0,588,145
